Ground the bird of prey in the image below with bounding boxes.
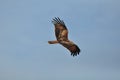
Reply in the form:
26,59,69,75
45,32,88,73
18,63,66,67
48,17,80,56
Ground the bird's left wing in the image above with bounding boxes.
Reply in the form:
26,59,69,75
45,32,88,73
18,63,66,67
60,41,80,56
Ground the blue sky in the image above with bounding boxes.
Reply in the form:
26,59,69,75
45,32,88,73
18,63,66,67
0,0,120,80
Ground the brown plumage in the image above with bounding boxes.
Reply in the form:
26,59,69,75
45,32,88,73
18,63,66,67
48,17,80,56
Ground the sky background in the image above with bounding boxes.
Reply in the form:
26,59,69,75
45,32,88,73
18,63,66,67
0,0,120,80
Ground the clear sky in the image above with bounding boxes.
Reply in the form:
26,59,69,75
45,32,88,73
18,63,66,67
0,0,120,80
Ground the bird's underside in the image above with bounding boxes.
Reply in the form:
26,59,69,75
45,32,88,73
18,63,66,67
48,17,80,56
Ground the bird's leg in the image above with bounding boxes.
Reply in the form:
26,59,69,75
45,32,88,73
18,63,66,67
48,40,59,44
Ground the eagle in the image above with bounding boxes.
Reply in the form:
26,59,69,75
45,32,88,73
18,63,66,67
48,17,80,56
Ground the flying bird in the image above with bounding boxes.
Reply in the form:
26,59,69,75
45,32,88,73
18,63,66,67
48,17,80,56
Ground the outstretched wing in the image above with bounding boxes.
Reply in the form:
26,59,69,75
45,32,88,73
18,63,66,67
60,41,80,56
52,17,68,40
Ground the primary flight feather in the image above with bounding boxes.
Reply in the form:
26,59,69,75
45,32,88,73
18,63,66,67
48,17,80,56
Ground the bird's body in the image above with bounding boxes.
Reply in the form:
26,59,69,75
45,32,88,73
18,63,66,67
48,17,80,56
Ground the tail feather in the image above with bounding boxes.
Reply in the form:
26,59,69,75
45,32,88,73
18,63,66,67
48,40,59,44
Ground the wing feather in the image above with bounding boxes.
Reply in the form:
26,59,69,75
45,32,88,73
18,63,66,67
52,17,67,30
60,41,80,56
55,28,60,38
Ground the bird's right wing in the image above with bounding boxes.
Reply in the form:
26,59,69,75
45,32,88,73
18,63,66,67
52,17,68,40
